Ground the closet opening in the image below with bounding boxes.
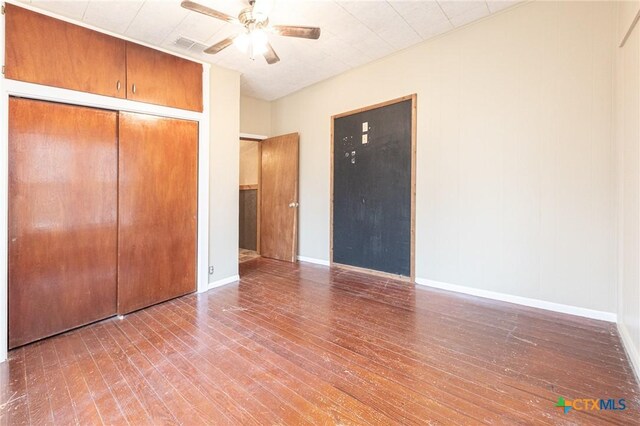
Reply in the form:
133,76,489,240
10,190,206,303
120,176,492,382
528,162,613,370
239,137,261,264
239,133,300,268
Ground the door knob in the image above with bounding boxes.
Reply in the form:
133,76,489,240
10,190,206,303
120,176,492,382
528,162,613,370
288,202,299,208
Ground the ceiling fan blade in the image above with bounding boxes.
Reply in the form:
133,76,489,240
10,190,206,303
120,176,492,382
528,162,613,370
204,36,236,54
272,25,321,40
263,42,280,65
181,1,237,24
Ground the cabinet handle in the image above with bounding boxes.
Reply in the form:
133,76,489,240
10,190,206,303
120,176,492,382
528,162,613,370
132,83,137,94
116,80,121,92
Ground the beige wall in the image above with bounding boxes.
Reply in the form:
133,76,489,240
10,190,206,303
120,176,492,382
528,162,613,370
240,139,260,186
240,95,272,136
272,1,618,314
209,65,241,283
616,0,640,377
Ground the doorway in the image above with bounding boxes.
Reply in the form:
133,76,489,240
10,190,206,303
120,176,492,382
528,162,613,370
239,138,260,262
238,133,300,265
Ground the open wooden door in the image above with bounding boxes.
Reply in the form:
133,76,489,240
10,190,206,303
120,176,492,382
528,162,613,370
260,133,299,262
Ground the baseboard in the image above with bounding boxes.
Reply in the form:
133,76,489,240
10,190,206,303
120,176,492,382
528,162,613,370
207,275,240,290
297,256,330,266
332,261,412,282
415,278,617,322
617,322,640,383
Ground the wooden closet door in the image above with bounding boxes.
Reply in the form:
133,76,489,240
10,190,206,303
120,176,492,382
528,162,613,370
118,113,198,314
9,98,118,348
5,4,126,98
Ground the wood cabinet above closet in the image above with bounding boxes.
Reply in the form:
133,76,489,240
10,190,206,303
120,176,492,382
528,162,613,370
126,43,203,112
5,3,126,99
4,4,203,112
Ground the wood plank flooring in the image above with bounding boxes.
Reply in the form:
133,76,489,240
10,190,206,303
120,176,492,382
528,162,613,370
1,257,638,425
239,249,261,263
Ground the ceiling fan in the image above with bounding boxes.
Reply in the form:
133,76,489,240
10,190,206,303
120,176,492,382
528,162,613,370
181,0,321,64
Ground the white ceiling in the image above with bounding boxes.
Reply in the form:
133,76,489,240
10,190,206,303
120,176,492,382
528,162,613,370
17,0,521,100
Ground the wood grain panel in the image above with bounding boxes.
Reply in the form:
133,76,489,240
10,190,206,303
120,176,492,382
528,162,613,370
126,42,203,112
8,98,118,348
239,189,258,251
5,4,126,98
118,112,198,314
2,259,639,424
260,133,299,262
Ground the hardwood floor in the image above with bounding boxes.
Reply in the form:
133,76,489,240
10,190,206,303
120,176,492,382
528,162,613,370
239,248,261,263
1,257,638,425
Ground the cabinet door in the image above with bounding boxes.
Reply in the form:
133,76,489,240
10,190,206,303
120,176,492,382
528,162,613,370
9,98,118,348
126,43,203,112
118,113,198,314
5,4,126,98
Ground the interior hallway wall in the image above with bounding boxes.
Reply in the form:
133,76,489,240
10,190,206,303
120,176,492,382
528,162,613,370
239,140,260,186
209,65,241,284
241,95,272,136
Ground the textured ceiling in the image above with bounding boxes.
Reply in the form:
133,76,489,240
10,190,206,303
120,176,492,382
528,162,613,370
17,0,521,100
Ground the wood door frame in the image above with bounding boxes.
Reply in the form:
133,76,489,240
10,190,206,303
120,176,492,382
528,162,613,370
0,74,211,363
330,94,417,282
240,136,266,255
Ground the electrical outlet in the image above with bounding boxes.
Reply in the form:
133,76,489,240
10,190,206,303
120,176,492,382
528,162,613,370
209,266,214,274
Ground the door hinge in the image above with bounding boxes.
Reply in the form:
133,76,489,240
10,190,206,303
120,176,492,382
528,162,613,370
2,5,5,15
2,66,4,75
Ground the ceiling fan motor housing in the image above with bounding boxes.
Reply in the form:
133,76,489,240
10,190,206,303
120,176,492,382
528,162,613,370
240,2,269,29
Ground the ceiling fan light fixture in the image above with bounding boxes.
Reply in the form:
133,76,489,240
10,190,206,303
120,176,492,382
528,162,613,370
182,0,321,65
235,29,268,59
250,29,268,53
234,32,250,53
